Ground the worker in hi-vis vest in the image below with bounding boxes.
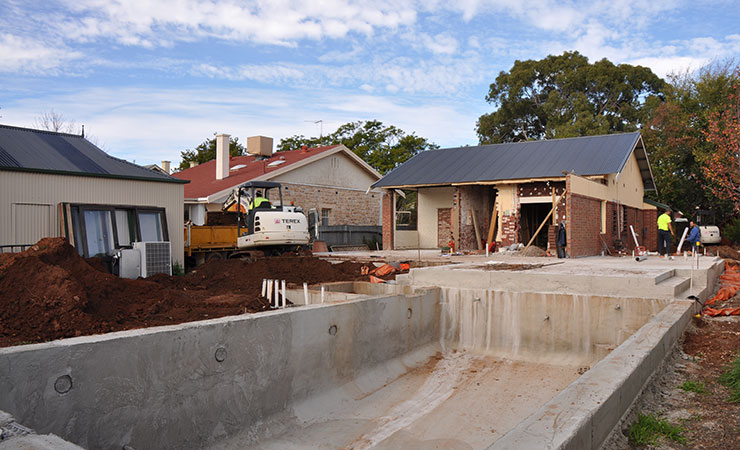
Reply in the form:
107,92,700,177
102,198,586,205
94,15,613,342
249,191,270,210
657,208,674,257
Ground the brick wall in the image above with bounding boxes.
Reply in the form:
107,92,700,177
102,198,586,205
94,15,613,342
566,192,602,257
456,186,492,251
281,183,381,226
643,209,658,251
382,192,393,250
500,213,519,247
437,208,452,248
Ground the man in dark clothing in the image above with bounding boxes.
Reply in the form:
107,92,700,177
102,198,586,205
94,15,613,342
556,222,567,258
685,220,701,255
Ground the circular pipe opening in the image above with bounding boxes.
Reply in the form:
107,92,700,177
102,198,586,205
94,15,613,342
215,347,227,363
328,325,338,336
54,375,73,394
407,308,413,319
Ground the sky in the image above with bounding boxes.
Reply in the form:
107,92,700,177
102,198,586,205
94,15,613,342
2,0,739,168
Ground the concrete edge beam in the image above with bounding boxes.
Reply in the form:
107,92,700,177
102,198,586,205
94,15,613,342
488,300,694,450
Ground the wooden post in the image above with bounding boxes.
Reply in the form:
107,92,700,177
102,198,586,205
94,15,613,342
523,190,567,255
471,210,483,251
551,187,557,225
486,199,498,251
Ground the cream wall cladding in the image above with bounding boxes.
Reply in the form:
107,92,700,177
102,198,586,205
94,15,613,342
0,171,185,264
273,152,378,191
417,187,454,249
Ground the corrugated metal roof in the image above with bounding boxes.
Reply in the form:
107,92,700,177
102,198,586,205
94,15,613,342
374,132,645,188
0,124,186,183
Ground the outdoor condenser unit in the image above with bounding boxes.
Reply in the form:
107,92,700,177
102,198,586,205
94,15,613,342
117,248,141,279
133,241,172,277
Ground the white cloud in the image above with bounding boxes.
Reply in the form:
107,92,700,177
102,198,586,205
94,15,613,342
0,34,82,74
54,0,418,47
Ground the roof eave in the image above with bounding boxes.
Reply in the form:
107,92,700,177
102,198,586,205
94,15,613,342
0,166,189,184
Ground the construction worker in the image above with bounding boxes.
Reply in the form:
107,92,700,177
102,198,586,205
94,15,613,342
249,191,271,210
685,220,701,255
657,208,674,257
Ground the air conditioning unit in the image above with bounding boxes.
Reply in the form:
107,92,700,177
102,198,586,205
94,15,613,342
134,241,172,277
117,248,141,279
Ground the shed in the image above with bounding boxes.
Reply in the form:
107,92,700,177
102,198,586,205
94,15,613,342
0,124,187,265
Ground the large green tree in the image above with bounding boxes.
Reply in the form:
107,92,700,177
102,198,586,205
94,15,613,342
642,63,738,223
476,51,666,143
177,135,246,171
277,120,438,174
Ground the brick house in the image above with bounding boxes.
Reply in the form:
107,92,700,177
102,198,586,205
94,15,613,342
172,135,382,241
373,133,658,257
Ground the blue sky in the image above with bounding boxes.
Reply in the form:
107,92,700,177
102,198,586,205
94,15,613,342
2,0,739,167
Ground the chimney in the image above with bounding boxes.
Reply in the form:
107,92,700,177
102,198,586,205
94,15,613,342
216,133,230,180
161,160,171,174
247,136,273,157
189,161,198,168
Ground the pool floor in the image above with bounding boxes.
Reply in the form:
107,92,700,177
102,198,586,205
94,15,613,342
212,349,580,450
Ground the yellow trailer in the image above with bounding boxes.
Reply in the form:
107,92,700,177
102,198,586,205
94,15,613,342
184,224,239,264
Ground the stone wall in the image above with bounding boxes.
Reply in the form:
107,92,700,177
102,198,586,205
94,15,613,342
281,183,381,226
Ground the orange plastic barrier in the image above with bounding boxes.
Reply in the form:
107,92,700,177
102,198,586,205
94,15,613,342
703,262,740,316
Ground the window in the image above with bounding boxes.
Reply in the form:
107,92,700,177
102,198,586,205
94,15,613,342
83,210,115,257
138,211,165,241
395,190,418,231
61,203,169,258
321,208,331,226
115,209,135,246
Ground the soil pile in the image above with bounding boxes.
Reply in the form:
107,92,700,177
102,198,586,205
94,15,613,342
0,238,371,347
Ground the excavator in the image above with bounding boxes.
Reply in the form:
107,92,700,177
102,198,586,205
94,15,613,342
184,181,309,265
222,181,310,254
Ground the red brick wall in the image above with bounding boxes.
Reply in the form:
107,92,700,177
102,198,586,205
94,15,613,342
500,213,519,247
281,183,380,226
382,192,393,250
643,209,658,251
566,192,602,257
437,208,452,248
456,186,492,251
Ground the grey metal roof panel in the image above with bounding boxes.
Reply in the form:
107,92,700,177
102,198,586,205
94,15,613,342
375,132,642,187
0,124,186,183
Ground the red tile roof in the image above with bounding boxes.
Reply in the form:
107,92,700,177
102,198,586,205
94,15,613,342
173,145,339,199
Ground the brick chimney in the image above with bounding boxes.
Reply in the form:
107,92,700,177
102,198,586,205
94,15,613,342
161,160,171,174
216,134,230,180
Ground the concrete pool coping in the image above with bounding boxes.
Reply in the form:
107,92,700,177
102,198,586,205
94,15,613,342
489,299,695,449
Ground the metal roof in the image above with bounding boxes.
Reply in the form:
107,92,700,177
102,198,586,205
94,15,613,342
0,124,187,184
374,132,654,190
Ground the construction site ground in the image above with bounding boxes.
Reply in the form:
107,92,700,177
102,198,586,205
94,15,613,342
3,239,740,449
0,238,382,347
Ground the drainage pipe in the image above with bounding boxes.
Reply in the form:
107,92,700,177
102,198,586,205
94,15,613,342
635,255,647,262
281,280,287,308
274,280,279,308
303,283,309,305
267,279,273,306
321,286,325,304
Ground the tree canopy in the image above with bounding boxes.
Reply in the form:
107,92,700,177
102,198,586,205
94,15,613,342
177,135,246,171
642,63,739,222
476,51,666,143
277,120,438,174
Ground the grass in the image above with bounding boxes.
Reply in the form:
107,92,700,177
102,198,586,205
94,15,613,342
719,353,740,403
628,413,687,446
678,380,707,394
172,261,185,277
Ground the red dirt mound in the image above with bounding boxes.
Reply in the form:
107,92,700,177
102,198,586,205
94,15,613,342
0,238,371,347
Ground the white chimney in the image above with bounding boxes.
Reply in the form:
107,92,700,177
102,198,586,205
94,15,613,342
216,133,230,180
161,160,171,174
